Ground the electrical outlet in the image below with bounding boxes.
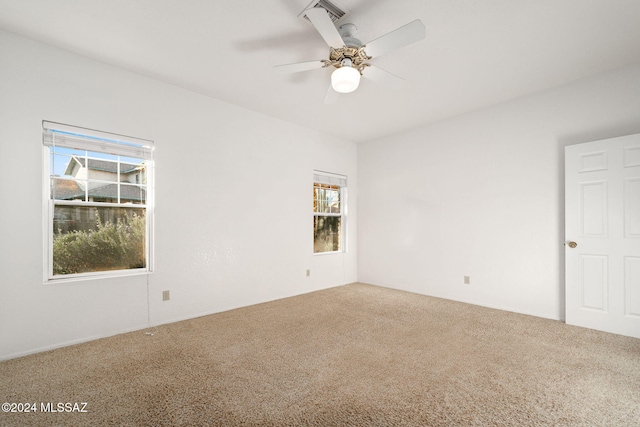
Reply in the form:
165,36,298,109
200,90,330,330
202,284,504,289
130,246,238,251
306,269,310,277
162,290,170,301
464,276,471,285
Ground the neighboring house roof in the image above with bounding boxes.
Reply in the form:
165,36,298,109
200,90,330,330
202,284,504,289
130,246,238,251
64,157,141,176
53,178,85,200
88,183,146,202
53,180,146,202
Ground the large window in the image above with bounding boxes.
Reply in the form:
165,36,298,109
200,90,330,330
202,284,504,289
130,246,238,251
313,171,346,253
43,121,154,280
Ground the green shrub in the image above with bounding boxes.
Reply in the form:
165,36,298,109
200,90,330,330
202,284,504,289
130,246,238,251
53,212,145,275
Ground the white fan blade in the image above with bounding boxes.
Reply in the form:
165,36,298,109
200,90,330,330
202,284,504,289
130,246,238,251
363,65,406,89
274,60,325,74
304,7,345,48
323,83,339,104
364,20,425,58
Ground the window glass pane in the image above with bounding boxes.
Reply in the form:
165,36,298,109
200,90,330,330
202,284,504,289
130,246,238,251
51,177,86,201
120,184,147,205
120,162,146,185
314,216,341,253
51,146,84,179
85,183,119,203
52,205,146,275
314,185,340,213
84,151,123,183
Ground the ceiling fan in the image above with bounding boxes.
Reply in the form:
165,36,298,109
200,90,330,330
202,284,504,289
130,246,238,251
274,7,425,103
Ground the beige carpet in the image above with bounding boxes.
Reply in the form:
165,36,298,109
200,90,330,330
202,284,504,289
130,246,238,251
1,283,639,426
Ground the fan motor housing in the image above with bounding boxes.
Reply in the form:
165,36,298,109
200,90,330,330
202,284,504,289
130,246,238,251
325,45,370,73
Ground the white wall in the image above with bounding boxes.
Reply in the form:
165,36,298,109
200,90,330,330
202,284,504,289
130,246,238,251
0,30,357,360
358,63,640,320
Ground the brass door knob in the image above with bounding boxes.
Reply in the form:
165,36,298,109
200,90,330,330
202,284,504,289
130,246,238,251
567,241,577,248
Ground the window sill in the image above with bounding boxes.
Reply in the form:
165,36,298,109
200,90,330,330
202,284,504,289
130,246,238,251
45,268,151,285
313,251,345,256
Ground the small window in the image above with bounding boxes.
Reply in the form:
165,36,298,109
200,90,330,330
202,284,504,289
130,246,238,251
43,121,154,280
313,171,347,253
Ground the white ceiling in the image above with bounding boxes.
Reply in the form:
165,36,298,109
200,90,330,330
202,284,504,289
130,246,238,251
1,0,640,143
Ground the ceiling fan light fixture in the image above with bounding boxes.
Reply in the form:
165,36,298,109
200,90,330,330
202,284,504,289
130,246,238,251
331,60,360,93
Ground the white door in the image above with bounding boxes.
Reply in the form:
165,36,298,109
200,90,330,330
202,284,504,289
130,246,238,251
565,133,640,338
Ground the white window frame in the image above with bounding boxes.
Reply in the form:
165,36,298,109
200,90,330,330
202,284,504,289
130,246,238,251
42,121,155,282
313,170,347,254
